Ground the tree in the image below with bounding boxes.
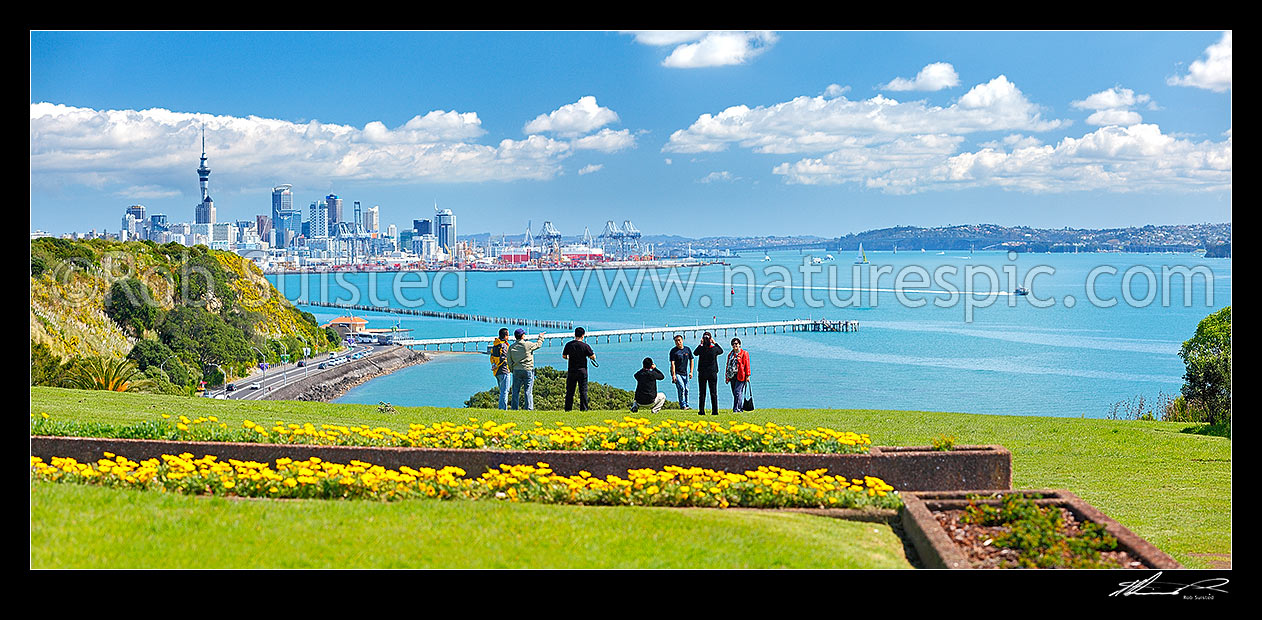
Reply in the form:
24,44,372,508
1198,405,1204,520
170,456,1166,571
1179,306,1231,426
105,278,160,336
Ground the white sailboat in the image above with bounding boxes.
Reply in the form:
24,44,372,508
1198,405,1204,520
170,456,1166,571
854,243,869,264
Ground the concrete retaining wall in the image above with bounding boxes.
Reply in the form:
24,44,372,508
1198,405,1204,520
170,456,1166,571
29,436,1010,492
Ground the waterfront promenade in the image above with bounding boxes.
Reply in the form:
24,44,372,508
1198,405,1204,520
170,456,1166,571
395,319,858,351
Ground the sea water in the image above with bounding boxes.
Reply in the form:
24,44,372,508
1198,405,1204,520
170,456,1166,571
267,251,1230,417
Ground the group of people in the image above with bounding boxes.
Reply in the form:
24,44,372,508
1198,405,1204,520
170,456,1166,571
489,327,752,415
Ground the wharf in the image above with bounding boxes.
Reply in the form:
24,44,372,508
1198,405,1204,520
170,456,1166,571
395,319,858,352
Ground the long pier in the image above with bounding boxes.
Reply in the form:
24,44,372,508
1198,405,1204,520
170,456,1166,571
297,299,574,330
395,319,858,352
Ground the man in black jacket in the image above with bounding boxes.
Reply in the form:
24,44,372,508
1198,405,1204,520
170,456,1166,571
630,357,667,414
693,331,723,415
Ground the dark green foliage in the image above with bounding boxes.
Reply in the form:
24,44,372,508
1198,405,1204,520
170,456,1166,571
127,340,192,387
105,278,161,336
176,249,237,310
465,366,680,411
30,238,99,273
1179,306,1231,428
158,306,252,374
961,494,1120,568
31,343,69,387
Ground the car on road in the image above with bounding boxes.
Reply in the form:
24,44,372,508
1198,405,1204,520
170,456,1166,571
250,383,261,390
226,384,236,392
318,362,327,369
297,360,307,367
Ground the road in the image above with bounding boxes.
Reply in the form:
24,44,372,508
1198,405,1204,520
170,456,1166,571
204,343,387,401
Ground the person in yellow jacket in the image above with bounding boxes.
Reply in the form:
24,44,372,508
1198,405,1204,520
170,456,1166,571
490,328,511,410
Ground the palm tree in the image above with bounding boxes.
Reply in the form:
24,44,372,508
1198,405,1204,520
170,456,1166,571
65,357,153,392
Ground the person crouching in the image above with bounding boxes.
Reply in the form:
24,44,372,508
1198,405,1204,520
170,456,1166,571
630,357,667,414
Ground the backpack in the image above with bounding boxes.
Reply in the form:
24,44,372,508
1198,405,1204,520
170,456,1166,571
489,339,508,375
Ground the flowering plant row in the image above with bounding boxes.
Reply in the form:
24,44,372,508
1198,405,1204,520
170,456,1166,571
32,413,873,455
31,453,900,510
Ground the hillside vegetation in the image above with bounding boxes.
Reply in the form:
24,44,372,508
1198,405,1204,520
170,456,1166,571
30,238,338,393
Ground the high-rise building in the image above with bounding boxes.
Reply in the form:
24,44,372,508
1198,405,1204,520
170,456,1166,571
121,213,138,241
326,194,343,226
126,205,147,223
413,219,432,235
149,214,169,241
386,223,398,246
270,184,302,248
194,128,216,225
363,205,379,232
309,201,329,238
256,214,272,239
435,207,456,252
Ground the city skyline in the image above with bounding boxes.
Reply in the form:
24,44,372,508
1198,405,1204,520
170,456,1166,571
31,30,1231,237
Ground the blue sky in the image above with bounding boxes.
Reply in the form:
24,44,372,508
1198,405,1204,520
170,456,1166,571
30,30,1231,238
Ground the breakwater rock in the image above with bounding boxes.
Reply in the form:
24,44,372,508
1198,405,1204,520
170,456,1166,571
264,347,432,403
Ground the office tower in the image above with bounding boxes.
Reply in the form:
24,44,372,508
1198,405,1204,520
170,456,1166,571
256,214,272,239
194,127,216,225
386,223,397,245
326,194,343,226
271,184,293,220
413,219,432,235
309,201,329,238
121,213,138,240
435,207,456,252
149,214,169,241
126,205,146,223
363,206,380,233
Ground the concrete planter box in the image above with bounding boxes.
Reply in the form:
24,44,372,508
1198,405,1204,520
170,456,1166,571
900,490,1181,569
31,436,1010,492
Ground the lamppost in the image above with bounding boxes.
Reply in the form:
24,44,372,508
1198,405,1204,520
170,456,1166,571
250,346,268,393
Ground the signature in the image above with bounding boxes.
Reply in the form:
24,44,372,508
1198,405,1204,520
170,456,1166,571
1110,572,1230,597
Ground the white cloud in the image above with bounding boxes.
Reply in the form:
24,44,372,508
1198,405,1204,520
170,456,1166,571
881,62,961,92
655,31,778,68
1071,86,1152,126
30,103,574,195
577,164,603,175
1168,31,1232,93
622,30,711,46
523,96,620,138
699,171,737,183
1086,109,1144,127
1071,87,1151,111
824,84,850,98
115,185,181,199
772,123,1230,194
665,75,1064,155
572,128,636,153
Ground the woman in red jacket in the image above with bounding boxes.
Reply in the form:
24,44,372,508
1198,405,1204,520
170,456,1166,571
724,337,751,413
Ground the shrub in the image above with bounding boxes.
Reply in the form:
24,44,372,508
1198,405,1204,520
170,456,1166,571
465,366,679,411
1179,306,1231,428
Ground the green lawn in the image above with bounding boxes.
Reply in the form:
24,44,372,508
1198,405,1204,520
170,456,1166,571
30,387,1231,568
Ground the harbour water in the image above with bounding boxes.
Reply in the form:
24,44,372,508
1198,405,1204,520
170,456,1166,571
267,251,1230,417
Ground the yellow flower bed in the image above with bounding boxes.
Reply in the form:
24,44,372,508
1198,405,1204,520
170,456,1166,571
150,414,874,454
30,453,900,510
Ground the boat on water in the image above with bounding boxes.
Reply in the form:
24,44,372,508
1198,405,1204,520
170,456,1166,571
854,244,869,265
762,254,772,262
1014,287,1030,296
810,256,823,265
824,254,835,262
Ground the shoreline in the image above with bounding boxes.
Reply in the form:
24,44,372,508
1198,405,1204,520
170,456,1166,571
262,347,433,403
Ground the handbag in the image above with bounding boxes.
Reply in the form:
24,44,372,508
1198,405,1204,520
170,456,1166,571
742,382,754,411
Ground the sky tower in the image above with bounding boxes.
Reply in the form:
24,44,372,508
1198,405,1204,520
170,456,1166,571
194,126,215,225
